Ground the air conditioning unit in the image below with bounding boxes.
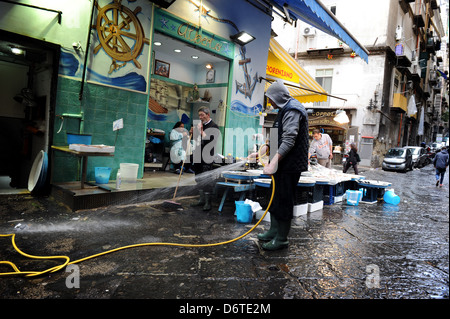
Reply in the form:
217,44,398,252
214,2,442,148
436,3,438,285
411,57,420,74
302,27,316,37
395,26,403,41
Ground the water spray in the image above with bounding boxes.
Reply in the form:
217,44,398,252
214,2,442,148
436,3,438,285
0,146,274,277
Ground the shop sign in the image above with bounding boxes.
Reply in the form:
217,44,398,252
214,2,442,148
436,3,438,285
309,111,348,129
154,9,234,60
266,51,299,83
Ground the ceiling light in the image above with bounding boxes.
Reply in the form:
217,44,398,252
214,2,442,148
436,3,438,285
205,63,213,69
174,49,181,53
230,31,255,46
191,55,199,59
11,47,24,55
153,41,162,46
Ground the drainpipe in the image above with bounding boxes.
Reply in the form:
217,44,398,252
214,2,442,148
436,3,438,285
79,0,96,101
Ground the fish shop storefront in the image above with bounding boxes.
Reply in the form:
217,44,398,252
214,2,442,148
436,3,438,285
0,0,273,194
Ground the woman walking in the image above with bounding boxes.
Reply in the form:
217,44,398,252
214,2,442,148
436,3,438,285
343,143,360,175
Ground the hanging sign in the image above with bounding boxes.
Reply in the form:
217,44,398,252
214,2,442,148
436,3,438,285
309,111,348,129
154,9,234,60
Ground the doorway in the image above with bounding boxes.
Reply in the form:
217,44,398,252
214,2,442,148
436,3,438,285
0,30,60,194
145,31,230,172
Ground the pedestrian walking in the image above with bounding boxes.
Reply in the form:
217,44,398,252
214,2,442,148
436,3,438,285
249,80,309,251
433,146,449,187
343,142,360,175
308,129,333,168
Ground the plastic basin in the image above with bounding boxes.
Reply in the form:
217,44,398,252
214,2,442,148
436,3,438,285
95,167,112,184
67,133,92,145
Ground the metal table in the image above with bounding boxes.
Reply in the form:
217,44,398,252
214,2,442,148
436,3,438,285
51,145,114,190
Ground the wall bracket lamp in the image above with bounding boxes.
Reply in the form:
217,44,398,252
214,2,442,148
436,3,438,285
230,31,255,46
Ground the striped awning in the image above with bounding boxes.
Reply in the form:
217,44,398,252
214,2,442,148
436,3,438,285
265,37,327,103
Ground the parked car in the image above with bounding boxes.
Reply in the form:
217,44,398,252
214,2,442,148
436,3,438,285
382,147,413,172
431,142,441,152
404,146,429,168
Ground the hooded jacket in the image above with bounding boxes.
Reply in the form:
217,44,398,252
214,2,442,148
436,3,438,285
266,80,309,173
433,149,449,170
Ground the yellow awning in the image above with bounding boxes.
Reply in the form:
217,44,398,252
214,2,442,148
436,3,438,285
266,38,327,103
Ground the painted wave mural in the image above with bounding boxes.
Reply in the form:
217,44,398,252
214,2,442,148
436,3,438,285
230,100,262,115
59,49,147,92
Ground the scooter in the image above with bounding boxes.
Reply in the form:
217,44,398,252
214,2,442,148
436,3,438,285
424,147,435,166
342,152,349,170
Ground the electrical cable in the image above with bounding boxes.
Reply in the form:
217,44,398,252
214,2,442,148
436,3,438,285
0,145,274,278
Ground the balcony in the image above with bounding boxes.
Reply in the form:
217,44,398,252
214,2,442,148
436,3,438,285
410,63,421,82
411,0,426,28
429,71,438,85
430,0,439,9
433,83,442,92
392,93,407,112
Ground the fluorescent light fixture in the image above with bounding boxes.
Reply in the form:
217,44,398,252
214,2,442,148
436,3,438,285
174,49,181,53
191,55,199,59
333,110,349,124
153,41,162,46
230,31,255,46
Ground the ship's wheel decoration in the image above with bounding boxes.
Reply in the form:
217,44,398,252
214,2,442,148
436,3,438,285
93,0,150,74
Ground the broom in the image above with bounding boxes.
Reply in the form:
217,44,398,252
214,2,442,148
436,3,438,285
162,133,192,210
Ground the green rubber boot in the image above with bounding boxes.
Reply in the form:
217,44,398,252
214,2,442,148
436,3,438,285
262,219,291,251
257,214,278,242
191,190,205,207
203,192,211,211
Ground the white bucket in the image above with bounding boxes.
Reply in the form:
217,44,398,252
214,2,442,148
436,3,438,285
120,163,139,182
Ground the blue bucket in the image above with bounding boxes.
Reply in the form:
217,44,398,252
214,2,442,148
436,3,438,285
95,167,112,184
383,189,400,205
235,201,253,223
67,133,92,145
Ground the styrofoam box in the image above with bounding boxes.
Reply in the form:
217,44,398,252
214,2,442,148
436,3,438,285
255,210,270,222
334,195,344,203
69,144,115,153
308,200,323,212
293,204,308,217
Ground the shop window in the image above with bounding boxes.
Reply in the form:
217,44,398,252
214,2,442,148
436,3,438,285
314,69,333,107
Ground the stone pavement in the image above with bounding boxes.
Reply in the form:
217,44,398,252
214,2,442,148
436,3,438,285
0,165,448,311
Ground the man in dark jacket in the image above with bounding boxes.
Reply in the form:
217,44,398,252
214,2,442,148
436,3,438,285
257,80,309,250
190,106,219,210
433,146,449,187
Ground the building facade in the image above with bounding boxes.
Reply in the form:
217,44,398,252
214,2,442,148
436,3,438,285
0,0,275,187
273,0,448,167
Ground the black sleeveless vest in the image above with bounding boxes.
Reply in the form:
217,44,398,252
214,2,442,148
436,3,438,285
273,100,309,173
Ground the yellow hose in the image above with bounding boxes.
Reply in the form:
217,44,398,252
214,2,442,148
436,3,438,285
0,146,274,278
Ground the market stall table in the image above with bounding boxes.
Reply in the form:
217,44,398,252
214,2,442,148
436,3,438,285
357,180,392,204
216,171,258,213
51,145,115,190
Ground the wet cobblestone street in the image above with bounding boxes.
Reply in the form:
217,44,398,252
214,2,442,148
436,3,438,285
0,165,448,304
